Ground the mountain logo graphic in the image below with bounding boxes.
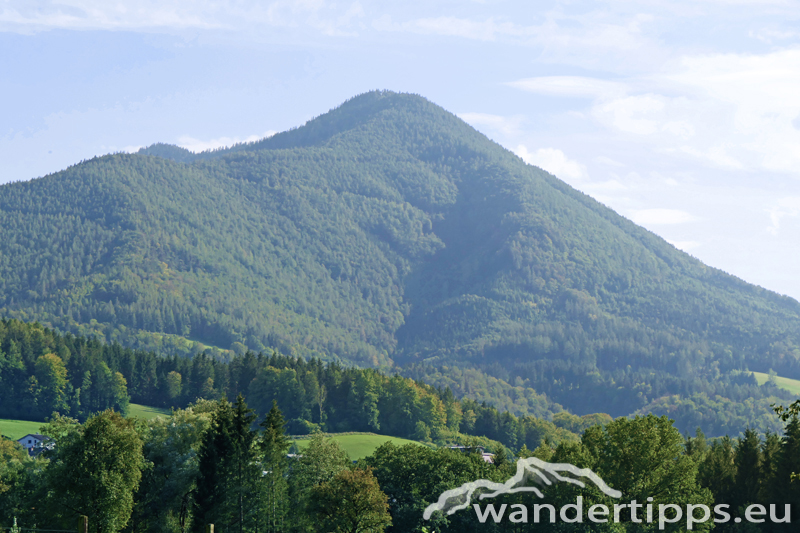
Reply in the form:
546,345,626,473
423,457,622,519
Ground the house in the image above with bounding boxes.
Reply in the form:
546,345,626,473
448,445,484,453
17,433,50,453
17,433,48,450
448,445,495,464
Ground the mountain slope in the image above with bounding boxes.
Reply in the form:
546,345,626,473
1,90,798,431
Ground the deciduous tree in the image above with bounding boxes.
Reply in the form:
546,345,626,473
308,467,392,533
44,410,145,533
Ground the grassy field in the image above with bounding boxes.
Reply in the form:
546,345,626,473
4,408,420,462
292,433,425,460
753,372,800,396
0,418,44,440
127,403,171,420
1,404,169,440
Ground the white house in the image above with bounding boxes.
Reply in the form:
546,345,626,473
448,445,495,464
17,433,48,451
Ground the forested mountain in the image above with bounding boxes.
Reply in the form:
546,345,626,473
1,90,799,434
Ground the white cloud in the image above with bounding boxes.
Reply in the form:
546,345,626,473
0,0,364,35
397,16,521,41
374,10,661,71
664,49,800,175
510,48,800,178
661,120,695,139
595,155,625,167
630,208,697,225
507,76,628,99
515,145,587,181
458,113,524,137
177,131,276,153
0,1,225,31
525,12,662,72
749,28,800,43
767,197,800,235
265,0,365,37
673,146,744,170
702,0,793,5
592,94,665,135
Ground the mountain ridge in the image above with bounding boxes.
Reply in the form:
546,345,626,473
2,90,798,433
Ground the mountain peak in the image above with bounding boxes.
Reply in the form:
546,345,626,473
137,143,196,162
136,91,450,164
0,92,797,435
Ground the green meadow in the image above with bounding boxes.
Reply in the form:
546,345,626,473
753,372,800,396
292,433,426,460
127,403,171,420
0,419,44,441
1,404,168,441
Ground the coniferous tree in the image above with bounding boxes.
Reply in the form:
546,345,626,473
773,415,800,530
759,431,782,502
685,427,708,462
192,399,235,532
129,406,212,533
192,397,259,533
698,436,737,506
732,428,761,510
259,401,290,533
230,395,258,533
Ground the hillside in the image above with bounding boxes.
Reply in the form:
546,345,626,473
1,90,799,433
291,433,427,460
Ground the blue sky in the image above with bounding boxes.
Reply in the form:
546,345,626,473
2,0,800,300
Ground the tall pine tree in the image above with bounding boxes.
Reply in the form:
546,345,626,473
732,428,761,509
773,415,800,530
259,401,290,533
192,396,259,533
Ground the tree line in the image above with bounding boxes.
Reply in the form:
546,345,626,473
2,397,800,532
0,319,129,421
0,318,581,452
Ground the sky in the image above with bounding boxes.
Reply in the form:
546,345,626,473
2,0,800,300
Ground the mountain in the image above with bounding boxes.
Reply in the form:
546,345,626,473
1,90,798,433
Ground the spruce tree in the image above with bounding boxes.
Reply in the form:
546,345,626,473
192,397,258,533
685,427,708,461
259,401,290,533
192,399,235,532
230,395,257,533
698,436,737,505
732,428,761,509
759,431,781,502
774,416,800,530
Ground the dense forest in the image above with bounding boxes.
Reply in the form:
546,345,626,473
0,318,583,451
1,90,800,435
2,397,799,532
0,320,129,421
